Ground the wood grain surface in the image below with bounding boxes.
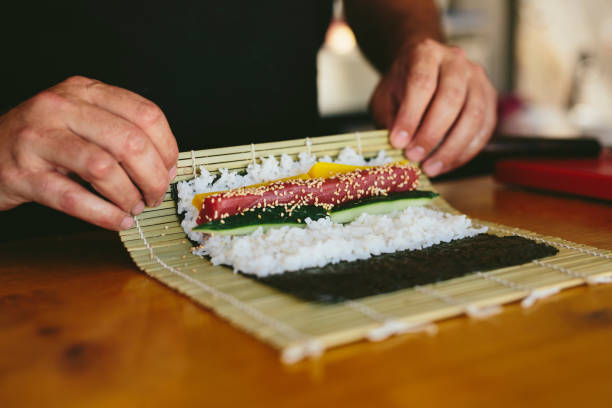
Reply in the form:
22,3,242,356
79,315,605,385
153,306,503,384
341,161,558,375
1,176,611,408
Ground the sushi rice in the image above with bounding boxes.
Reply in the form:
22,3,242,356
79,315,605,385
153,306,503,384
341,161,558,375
177,148,487,276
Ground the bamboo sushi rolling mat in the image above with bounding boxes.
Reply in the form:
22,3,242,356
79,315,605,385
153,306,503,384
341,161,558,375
119,130,612,364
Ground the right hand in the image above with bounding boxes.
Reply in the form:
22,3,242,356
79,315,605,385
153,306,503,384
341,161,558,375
0,76,179,230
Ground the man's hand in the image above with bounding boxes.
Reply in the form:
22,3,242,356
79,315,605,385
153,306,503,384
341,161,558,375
344,0,497,177
0,76,179,230
370,38,497,177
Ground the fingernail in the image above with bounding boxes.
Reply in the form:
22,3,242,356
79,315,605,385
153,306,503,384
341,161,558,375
120,216,134,230
168,165,177,182
406,146,425,162
391,130,409,148
131,201,145,216
154,195,165,207
423,161,443,177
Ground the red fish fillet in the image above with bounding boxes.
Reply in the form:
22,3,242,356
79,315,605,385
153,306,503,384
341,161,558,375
197,164,420,224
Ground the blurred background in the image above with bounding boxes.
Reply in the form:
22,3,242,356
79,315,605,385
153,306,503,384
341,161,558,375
318,0,612,147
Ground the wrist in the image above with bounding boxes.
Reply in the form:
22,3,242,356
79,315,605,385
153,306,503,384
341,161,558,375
397,34,442,57
379,33,443,75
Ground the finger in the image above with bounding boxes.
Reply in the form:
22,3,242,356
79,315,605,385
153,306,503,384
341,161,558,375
89,83,179,171
403,59,469,163
28,171,133,231
61,101,170,207
455,110,496,167
62,76,179,171
455,82,497,166
389,52,441,149
34,130,144,215
420,83,487,176
369,80,397,130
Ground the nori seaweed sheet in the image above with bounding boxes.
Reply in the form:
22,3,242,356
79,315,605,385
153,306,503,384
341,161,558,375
243,234,558,303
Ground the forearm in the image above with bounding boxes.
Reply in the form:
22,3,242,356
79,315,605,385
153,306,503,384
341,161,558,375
344,0,443,73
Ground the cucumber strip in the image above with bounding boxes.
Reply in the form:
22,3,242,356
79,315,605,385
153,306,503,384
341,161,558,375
330,190,438,224
193,190,438,235
194,223,307,236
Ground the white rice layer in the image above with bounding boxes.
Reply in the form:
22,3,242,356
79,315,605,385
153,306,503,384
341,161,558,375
194,207,487,277
177,147,487,277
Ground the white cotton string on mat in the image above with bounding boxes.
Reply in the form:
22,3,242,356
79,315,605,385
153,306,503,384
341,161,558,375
355,131,362,155
414,285,502,319
250,143,257,165
532,259,612,285
521,287,562,308
191,150,197,178
305,137,312,155
345,300,437,342
587,275,612,284
475,271,560,309
133,217,325,364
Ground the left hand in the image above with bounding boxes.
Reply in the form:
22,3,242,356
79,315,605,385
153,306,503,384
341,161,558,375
370,38,497,177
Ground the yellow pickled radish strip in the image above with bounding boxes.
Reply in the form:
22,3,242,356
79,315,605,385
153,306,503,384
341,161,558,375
191,160,409,210
305,160,408,178
306,162,368,178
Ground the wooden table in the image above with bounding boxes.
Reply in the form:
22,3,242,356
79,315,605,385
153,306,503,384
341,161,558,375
1,176,611,408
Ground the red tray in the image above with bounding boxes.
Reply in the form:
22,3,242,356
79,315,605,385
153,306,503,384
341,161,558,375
494,152,612,201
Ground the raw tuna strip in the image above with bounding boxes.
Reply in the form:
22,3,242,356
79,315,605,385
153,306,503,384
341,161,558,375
197,164,419,224
191,174,309,211
191,162,370,210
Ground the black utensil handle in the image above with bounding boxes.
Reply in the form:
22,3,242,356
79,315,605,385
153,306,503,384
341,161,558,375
483,135,602,158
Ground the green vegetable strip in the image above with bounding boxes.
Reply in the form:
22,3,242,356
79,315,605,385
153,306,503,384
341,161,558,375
193,190,439,235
